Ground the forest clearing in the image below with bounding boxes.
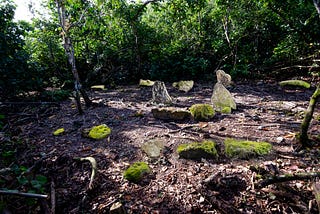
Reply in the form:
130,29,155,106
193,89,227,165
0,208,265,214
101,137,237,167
1,0,320,213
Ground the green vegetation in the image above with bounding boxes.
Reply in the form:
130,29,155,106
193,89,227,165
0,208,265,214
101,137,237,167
221,107,232,114
123,162,151,183
279,80,311,89
189,104,215,121
53,128,65,136
177,140,218,160
1,0,319,100
88,124,111,140
224,138,272,159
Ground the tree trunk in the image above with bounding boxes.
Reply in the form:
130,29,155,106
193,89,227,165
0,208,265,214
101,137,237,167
314,0,320,16
299,84,320,147
56,0,91,114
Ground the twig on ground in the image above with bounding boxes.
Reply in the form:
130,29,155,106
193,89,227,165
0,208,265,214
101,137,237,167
0,190,48,199
51,180,56,214
256,172,320,188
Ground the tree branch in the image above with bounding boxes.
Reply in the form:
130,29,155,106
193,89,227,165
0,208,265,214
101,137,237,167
0,190,48,199
256,171,320,189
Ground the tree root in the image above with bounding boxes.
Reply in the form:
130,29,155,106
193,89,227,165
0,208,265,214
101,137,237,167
75,157,97,190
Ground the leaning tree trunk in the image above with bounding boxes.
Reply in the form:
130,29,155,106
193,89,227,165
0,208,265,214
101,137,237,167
299,84,320,147
56,0,91,114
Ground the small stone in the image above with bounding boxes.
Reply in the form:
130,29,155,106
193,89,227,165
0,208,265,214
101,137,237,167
276,137,284,143
110,202,126,214
172,80,194,92
139,79,154,87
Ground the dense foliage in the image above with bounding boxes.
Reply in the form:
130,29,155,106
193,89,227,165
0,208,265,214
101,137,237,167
1,0,320,99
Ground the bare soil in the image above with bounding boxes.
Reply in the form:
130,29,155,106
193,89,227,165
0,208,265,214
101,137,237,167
1,80,320,213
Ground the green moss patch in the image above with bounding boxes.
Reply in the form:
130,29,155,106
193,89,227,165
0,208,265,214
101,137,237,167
123,162,151,183
53,128,65,136
177,140,218,160
279,80,310,89
224,138,272,159
189,104,215,121
88,124,111,140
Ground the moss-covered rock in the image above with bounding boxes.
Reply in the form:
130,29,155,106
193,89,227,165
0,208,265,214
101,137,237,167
139,79,155,87
224,138,272,159
279,80,311,89
177,140,218,160
152,107,191,121
123,162,151,183
53,128,65,136
189,104,215,121
221,106,232,114
172,80,194,92
88,124,111,140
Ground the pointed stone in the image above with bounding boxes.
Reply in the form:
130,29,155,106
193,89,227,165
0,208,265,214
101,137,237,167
152,81,172,104
211,83,236,111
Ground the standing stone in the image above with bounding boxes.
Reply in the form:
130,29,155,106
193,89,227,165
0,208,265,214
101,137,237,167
152,81,172,104
211,83,236,111
216,70,232,87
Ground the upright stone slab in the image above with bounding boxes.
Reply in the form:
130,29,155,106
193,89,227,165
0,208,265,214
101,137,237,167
216,70,232,87
152,81,172,104
211,83,236,112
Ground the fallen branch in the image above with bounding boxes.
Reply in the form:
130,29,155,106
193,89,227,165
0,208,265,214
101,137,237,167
256,171,320,188
75,157,97,190
0,190,48,199
51,181,56,214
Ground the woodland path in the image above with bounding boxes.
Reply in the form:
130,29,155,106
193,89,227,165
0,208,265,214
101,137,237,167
2,81,320,213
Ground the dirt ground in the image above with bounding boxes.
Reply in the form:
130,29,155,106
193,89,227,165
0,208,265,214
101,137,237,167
1,80,320,213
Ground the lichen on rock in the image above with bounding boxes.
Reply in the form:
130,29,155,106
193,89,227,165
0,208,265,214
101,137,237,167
189,104,215,121
172,80,194,92
141,139,165,158
211,83,236,112
123,162,151,183
88,124,111,140
177,140,218,160
224,138,272,159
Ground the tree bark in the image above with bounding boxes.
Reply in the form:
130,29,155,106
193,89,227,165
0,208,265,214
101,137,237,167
299,84,320,147
56,0,91,114
314,0,320,16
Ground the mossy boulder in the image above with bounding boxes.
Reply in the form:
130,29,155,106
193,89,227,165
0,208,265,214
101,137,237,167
53,128,65,136
177,140,218,160
123,162,151,183
224,138,272,159
88,124,111,140
172,80,194,92
139,79,155,87
279,80,310,89
189,104,215,121
152,107,191,121
221,106,232,114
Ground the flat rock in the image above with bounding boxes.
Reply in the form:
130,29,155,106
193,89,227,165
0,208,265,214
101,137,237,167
172,80,194,92
141,139,165,158
152,107,191,121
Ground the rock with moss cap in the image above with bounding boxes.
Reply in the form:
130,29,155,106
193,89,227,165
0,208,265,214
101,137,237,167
87,124,111,140
224,138,272,159
139,79,155,87
189,104,215,121
123,162,151,183
172,80,194,92
152,107,191,121
177,140,218,160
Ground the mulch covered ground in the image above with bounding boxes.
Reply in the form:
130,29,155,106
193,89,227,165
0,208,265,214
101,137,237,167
1,80,320,213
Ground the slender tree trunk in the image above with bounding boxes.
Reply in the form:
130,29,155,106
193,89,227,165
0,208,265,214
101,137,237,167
314,0,320,16
299,84,320,147
55,0,91,114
